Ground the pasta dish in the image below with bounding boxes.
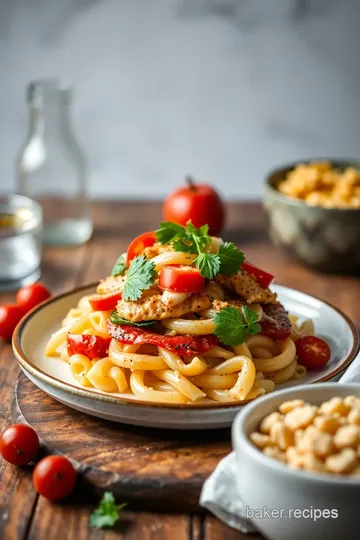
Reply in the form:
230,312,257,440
45,221,330,405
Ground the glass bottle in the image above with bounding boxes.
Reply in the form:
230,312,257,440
16,79,93,245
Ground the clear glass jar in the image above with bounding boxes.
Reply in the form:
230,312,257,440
0,194,42,290
16,79,93,245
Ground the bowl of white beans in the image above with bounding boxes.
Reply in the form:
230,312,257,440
232,383,360,540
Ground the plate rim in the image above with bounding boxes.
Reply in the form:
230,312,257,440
12,282,360,411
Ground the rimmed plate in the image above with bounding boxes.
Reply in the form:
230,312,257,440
12,284,359,429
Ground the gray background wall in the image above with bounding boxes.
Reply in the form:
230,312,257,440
0,0,359,199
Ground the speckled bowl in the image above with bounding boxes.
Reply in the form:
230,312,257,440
264,159,360,273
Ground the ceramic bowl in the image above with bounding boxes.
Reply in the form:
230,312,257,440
264,159,360,272
232,383,360,540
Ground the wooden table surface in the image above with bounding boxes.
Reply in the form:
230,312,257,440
1,201,360,540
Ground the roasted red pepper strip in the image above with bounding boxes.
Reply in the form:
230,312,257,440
106,320,219,357
67,334,112,359
260,303,292,340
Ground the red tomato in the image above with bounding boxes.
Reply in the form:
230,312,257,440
0,304,24,341
67,334,111,360
16,283,51,313
260,303,292,340
296,336,331,370
242,262,274,289
164,177,225,236
127,231,156,264
33,455,76,501
159,265,205,293
89,291,122,311
0,424,39,466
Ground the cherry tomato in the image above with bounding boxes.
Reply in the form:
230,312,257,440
0,424,39,466
164,177,225,236
16,283,51,313
296,336,331,370
67,334,111,360
33,455,76,501
159,265,205,293
0,304,24,341
242,262,274,289
89,291,122,311
260,303,292,340
127,231,156,264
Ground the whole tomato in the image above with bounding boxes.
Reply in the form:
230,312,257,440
163,177,225,236
0,424,39,466
16,283,51,314
0,304,24,341
33,455,77,501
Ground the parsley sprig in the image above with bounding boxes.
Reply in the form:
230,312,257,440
90,492,127,529
213,306,261,346
155,221,244,279
122,255,156,301
111,254,127,277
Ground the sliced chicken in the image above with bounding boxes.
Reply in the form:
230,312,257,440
215,272,277,304
116,282,223,322
97,275,125,294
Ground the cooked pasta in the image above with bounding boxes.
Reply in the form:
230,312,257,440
45,223,331,404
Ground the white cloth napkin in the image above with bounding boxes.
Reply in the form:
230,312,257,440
199,355,360,533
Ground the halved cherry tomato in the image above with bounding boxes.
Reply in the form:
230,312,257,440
242,262,274,289
107,321,219,357
260,303,292,340
0,424,39,466
89,291,122,311
296,335,331,370
67,334,111,359
33,455,76,501
159,265,205,293
16,282,51,314
127,231,156,263
0,304,24,341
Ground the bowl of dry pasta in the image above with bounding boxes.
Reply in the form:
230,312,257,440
12,221,359,429
232,383,360,540
264,159,360,272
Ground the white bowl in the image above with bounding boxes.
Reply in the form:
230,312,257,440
232,383,360,540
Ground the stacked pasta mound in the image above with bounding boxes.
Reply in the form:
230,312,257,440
46,221,316,404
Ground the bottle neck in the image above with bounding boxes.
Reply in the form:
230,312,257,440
28,100,71,140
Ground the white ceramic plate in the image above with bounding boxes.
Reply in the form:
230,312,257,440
12,284,359,429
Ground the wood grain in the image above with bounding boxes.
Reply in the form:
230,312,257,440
2,200,360,540
0,242,88,540
12,375,231,512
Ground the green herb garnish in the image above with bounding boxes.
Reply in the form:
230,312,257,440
110,310,156,327
155,221,244,279
122,255,156,301
89,492,127,529
213,306,261,346
111,254,127,277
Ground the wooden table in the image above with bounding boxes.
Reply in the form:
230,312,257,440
1,201,360,540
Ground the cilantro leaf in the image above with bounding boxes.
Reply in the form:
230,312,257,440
194,253,220,279
241,305,260,334
89,492,127,529
110,310,156,327
217,242,245,276
155,222,186,244
213,306,261,346
122,255,156,301
172,237,197,253
111,254,127,277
